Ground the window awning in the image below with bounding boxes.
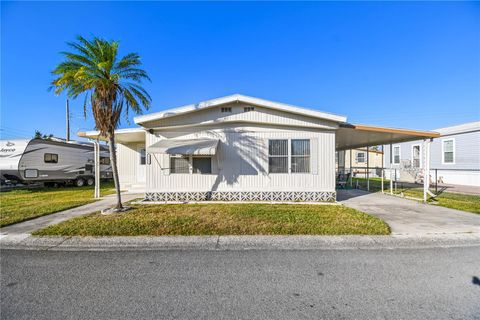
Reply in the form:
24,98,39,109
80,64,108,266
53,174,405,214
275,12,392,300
147,139,219,155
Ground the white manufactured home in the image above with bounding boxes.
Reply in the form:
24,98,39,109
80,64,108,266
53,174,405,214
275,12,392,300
81,94,439,202
382,121,480,187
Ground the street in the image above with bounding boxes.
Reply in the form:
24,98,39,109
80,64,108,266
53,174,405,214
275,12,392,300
1,247,480,320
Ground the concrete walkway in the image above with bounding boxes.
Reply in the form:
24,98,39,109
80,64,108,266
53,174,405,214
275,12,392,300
338,189,480,235
0,193,142,235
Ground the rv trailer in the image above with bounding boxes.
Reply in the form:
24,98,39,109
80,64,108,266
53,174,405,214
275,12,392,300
0,138,112,186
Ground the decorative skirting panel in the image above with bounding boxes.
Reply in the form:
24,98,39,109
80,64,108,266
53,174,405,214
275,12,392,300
144,191,336,202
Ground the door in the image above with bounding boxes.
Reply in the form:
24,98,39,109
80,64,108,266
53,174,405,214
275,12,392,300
412,145,421,168
136,147,146,183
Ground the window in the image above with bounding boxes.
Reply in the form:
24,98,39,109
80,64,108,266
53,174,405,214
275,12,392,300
244,106,254,112
139,148,146,165
192,157,212,174
44,153,58,163
100,157,110,165
356,152,366,163
443,139,455,164
170,156,190,174
221,107,232,113
291,139,310,173
24,169,38,178
268,140,288,173
393,146,400,164
412,145,421,168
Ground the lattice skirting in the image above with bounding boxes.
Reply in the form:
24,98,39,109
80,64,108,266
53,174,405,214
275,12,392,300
144,191,336,202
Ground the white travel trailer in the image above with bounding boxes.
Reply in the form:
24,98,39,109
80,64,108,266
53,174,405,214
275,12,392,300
0,138,112,186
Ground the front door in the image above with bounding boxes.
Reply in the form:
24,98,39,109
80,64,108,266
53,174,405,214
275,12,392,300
412,145,421,168
136,147,146,183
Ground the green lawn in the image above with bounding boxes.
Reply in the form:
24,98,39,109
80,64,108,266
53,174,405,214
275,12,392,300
347,177,480,214
33,203,390,236
0,182,116,227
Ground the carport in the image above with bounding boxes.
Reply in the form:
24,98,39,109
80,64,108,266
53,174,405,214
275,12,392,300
335,123,440,202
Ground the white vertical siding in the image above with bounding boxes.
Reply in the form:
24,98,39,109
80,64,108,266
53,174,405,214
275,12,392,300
117,142,142,188
145,128,335,192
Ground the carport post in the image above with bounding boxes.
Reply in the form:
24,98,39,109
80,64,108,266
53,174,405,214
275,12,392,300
349,149,353,188
389,144,393,195
423,139,431,203
94,141,100,199
366,146,370,191
381,145,384,193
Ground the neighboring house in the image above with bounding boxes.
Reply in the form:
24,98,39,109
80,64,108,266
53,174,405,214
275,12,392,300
383,121,480,186
80,94,438,202
337,148,384,177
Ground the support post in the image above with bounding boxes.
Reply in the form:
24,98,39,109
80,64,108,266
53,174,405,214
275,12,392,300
65,99,70,141
381,145,384,193
94,141,100,199
349,149,353,188
366,146,370,191
423,139,431,203
389,144,393,195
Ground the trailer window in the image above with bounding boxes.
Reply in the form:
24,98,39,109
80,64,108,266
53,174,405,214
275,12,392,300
192,157,212,174
44,153,58,163
100,157,110,165
268,140,288,173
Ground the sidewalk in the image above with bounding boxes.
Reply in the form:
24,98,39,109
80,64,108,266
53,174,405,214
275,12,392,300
0,193,142,235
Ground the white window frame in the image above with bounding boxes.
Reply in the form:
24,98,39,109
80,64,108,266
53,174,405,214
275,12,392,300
356,152,366,163
393,146,401,165
170,155,213,174
411,144,422,168
442,138,455,165
268,139,311,174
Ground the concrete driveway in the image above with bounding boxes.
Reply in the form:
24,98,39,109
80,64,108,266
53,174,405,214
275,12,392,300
338,189,480,235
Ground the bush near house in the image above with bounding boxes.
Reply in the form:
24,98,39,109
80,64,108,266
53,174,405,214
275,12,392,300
33,203,390,236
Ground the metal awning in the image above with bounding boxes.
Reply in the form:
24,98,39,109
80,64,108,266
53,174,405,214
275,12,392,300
336,123,440,150
147,139,220,155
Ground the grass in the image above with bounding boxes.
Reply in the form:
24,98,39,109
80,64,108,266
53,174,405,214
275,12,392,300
347,177,480,214
33,203,390,236
0,182,116,227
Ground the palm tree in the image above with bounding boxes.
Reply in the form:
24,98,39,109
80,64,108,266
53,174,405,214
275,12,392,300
51,36,151,209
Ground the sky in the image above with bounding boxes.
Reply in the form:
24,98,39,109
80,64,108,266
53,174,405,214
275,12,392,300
1,1,479,141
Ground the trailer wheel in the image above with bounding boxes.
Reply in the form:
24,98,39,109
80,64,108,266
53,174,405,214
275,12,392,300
86,177,94,186
75,178,85,187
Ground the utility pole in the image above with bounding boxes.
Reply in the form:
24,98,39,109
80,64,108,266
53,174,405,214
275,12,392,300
66,99,70,141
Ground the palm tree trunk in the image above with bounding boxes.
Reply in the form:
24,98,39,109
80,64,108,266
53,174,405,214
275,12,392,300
108,133,123,209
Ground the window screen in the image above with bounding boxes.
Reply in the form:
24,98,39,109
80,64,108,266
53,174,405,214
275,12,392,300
221,107,232,113
356,152,365,163
291,139,310,173
393,146,400,164
170,157,189,174
268,140,288,173
192,157,212,174
139,149,146,165
443,140,454,163
44,153,58,163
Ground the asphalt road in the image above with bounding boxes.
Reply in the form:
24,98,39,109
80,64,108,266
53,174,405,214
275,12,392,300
1,247,480,320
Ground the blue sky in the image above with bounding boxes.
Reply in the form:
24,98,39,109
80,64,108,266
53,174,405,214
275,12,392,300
1,1,479,140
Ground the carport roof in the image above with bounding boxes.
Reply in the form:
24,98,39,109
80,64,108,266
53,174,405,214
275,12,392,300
336,123,440,150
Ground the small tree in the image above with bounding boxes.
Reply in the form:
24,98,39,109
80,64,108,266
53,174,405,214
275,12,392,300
34,130,54,140
51,36,151,209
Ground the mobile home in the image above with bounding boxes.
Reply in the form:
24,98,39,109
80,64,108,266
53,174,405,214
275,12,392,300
383,121,480,186
81,94,439,202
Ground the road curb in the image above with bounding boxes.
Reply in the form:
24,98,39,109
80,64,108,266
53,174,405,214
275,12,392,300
1,233,480,251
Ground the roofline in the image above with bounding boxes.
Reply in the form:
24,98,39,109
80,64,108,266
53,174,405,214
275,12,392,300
340,123,440,138
134,94,347,125
78,128,146,139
